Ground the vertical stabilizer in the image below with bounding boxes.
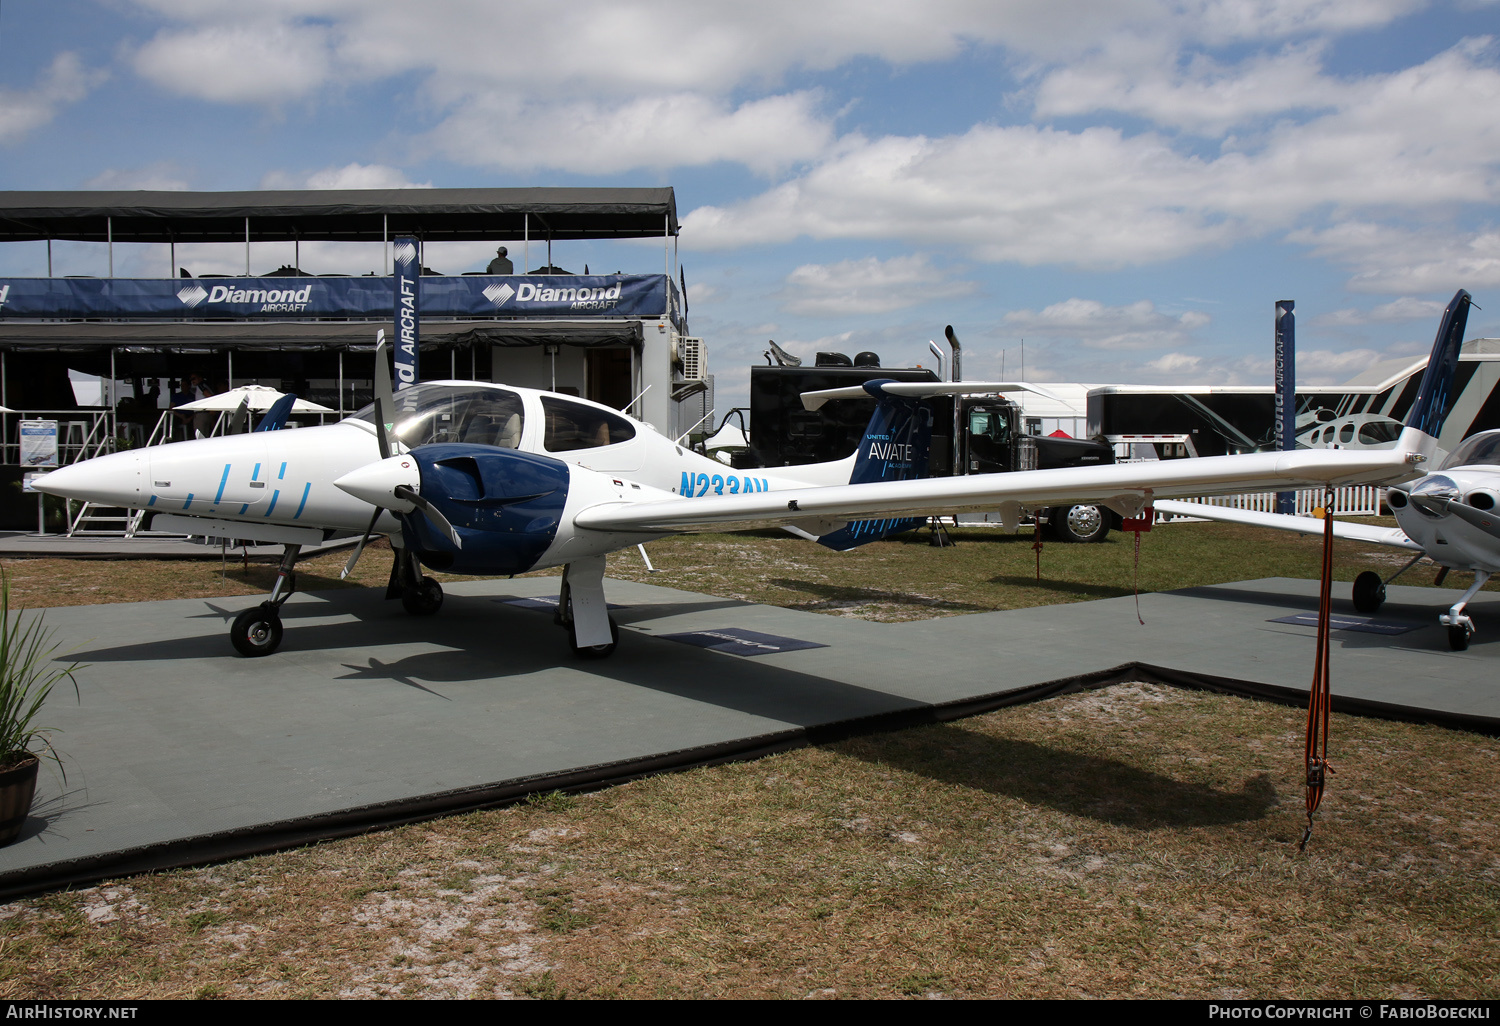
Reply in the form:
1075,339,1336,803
817,379,935,550
1396,289,1472,462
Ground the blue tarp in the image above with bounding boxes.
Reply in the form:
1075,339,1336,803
0,273,669,321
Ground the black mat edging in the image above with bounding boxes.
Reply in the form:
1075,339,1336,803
5,659,1495,900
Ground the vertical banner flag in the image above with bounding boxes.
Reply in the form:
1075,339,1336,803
393,237,420,389
1275,300,1296,516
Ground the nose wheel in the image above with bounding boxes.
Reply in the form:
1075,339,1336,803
1447,622,1473,652
401,575,444,616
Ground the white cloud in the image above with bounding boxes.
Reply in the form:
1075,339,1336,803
1296,348,1386,382
0,52,106,144
780,254,976,315
1001,298,1211,349
1146,352,1204,374
1033,41,1351,134
131,21,334,104
684,125,1247,266
687,39,1500,269
1290,222,1500,293
83,162,192,191
1315,297,1447,326
424,92,833,175
259,163,433,190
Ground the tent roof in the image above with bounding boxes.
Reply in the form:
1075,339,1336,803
174,384,334,413
0,188,678,243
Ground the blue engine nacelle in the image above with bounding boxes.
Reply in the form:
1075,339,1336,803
399,444,570,575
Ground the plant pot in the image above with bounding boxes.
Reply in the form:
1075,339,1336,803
0,754,40,846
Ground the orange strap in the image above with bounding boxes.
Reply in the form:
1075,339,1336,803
1300,489,1337,851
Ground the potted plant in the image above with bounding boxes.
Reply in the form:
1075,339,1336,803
0,571,82,846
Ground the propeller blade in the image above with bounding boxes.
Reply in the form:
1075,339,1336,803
394,484,463,549
341,506,384,579
1440,497,1500,541
227,396,251,434
373,329,396,460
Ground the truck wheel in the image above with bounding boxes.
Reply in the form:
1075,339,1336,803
1050,504,1109,543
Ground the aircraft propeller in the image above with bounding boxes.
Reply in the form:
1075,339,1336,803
340,332,462,580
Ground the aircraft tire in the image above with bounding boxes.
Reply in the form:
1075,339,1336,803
231,603,284,657
1352,571,1386,613
402,576,444,616
1050,504,1109,543
1447,624,1471,652
570,615,619,659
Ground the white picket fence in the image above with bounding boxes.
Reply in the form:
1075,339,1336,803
1184,485,1381,517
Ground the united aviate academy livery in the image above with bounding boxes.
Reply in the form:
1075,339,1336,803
36,290,1476,659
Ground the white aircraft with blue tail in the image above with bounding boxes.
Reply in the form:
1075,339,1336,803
34,291,1474,659
1157,291,1497,650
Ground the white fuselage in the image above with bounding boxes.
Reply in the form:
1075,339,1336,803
35,381,858,571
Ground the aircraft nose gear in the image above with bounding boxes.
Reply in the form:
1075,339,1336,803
230,543,301,657
388,546,444,616
1438,568,1489,652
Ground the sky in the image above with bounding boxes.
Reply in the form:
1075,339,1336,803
1,0,1499,414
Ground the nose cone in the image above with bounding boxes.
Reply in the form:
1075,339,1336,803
31,450,146,506
334,455,420,511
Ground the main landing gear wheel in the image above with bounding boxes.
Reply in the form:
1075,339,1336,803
231,603,284,657
401,576,444,616
1352,570,1386,613
1447,623,1472,652
568,614,619,659
1050,504,1109,543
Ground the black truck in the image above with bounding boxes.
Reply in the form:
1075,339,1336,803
731,357,1117,542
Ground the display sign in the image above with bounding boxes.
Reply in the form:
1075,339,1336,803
393,237,420,389
19,420,58,467
0,274,670,321
1275,299,1296,516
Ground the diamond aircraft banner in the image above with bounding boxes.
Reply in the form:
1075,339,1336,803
0,274,670,320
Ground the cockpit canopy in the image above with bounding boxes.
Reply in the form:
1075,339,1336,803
348,383,525,448
346,382,637,453
1440,429,1500,471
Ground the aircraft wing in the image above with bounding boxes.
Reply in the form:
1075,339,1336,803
1152,499,1423,551
575,448,1421,535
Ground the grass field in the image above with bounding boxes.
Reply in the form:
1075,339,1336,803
0,521,1496,999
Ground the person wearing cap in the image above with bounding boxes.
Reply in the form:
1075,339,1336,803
486,246,514,274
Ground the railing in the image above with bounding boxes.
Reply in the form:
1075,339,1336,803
1183,485,1381,517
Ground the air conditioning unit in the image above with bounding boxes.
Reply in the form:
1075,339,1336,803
678,337,706,381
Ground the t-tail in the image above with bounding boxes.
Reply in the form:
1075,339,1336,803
1396,289,1472,463
816,378,935,550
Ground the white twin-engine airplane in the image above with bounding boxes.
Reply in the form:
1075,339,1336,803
34,290,1474,659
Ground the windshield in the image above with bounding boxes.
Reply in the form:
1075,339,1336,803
1439,430,1500,470
347,383,525,448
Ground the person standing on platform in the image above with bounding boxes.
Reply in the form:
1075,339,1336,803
486,247,513,274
